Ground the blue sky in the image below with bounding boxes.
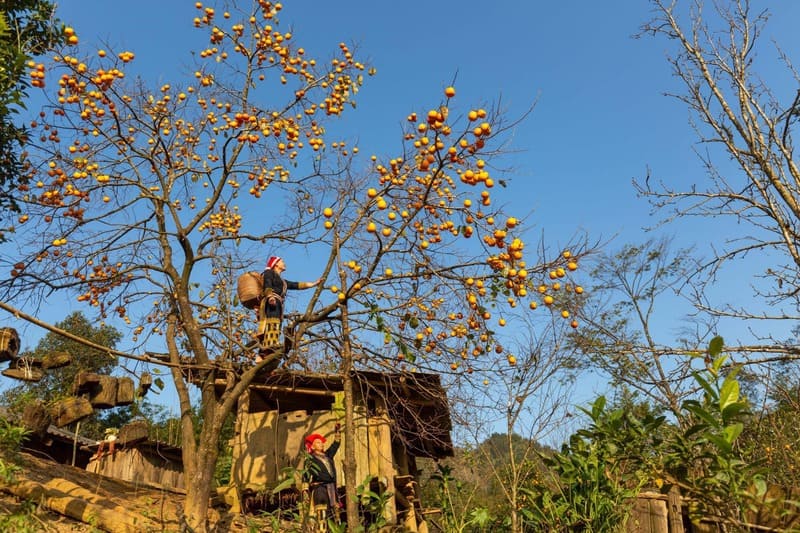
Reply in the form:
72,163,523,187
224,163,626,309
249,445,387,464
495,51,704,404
4,2,799,417
52,1,684,247
46,1,798,335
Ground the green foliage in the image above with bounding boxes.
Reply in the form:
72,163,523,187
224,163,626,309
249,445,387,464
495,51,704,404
0,498,40,533
427,463,493,533
0,416,29,453
0,0,64,228
662,338,767,528
526,336,777,531
0,417,29,484
356,475,392,531
521,396,656,532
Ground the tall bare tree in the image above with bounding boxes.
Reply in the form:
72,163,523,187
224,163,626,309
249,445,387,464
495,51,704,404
637,0,800,350
459,314,577,533
571,238,711,419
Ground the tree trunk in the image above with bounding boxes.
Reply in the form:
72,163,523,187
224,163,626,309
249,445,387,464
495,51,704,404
181,414,221,532
182,464,216,532
342,368,359,532
340,300,360,532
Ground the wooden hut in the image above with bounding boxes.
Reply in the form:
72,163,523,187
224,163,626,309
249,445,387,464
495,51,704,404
218,370,453,531
86,437,185,491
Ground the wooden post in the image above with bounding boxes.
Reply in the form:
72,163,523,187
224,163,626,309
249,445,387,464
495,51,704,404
667,486,685,533
369,397,397,526
395,475,420,532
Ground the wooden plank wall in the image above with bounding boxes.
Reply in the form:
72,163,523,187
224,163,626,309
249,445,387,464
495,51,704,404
231,408,346,492
86,448,185,490
228,399,402,525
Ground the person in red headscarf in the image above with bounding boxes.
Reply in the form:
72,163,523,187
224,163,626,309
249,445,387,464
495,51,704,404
300,424,342,519
261,255,321,320
256,255,321,362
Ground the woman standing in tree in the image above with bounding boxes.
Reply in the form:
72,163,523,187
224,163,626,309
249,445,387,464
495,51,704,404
256,255,321,362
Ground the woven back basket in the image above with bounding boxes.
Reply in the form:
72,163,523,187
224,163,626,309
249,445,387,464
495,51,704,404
237,271,263,309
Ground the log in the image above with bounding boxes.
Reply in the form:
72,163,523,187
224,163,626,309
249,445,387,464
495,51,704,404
41,350,72,369
0,327,20,361
50,396,93,427
2,366,43,382
73,371,101,395
116,377,135,406
88,375,118,408
118,420,149,445
3,477,158,533
22,401,51,437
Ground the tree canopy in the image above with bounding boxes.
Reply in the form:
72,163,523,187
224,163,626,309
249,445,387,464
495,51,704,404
0,0,63,235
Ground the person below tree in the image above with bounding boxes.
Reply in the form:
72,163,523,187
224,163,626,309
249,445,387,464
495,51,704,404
301,424,341,520
256,255,321,363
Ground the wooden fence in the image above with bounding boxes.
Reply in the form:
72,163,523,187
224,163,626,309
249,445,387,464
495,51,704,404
629,489,685,533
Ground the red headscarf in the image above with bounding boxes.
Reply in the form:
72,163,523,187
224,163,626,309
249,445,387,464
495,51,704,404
266,256,282,269
305,433,326,452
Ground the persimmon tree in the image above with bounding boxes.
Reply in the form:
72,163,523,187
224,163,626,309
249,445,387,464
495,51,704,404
0,1,586,530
